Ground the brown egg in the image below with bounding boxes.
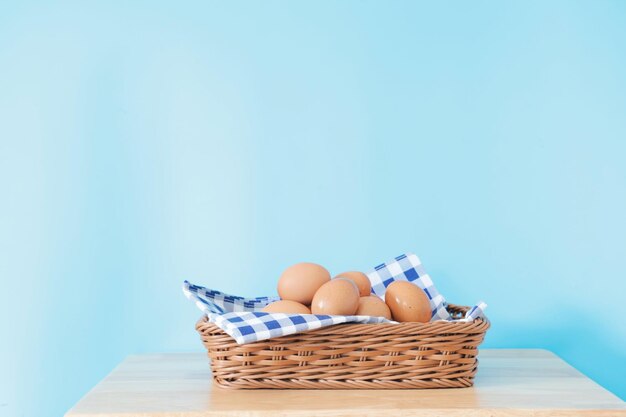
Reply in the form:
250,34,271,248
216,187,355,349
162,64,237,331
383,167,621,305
311,278,359,315
356,295,392,319
262,300,311,314
333,271,371,296
277,262,331,304
385,281,431,322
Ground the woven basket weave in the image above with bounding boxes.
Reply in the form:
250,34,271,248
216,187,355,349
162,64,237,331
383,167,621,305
196,304,489,389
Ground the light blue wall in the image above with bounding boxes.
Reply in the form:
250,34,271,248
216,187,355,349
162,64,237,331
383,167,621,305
1,1,625,416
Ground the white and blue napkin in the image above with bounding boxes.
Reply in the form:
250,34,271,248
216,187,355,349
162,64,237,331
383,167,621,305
183,253,487,344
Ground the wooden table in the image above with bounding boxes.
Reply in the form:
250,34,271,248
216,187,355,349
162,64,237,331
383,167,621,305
65,349,625,417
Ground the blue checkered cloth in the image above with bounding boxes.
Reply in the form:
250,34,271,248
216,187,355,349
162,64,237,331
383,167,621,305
183,253,487,344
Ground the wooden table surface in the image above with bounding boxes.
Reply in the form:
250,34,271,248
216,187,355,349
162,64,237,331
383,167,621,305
65,349,625,417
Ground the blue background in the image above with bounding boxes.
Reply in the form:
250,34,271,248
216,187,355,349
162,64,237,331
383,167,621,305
1,1,625,416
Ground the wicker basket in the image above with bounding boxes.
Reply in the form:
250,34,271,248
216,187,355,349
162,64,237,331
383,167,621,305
196,304,489,389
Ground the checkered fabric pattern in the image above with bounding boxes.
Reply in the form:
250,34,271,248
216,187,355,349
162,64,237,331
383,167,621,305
183,281,279,314
183,253,487,344
367,253,450,320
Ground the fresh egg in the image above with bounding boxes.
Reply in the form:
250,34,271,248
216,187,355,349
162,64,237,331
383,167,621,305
311,278,360,315
384,281,431,322
356,295,392,319
262,300,311,314
333,271,371,296
277,262,330,304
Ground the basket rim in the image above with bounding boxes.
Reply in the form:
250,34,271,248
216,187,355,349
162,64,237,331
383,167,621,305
196,303,490,340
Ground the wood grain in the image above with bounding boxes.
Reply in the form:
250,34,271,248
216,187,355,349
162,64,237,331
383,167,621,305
65,349,625,417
